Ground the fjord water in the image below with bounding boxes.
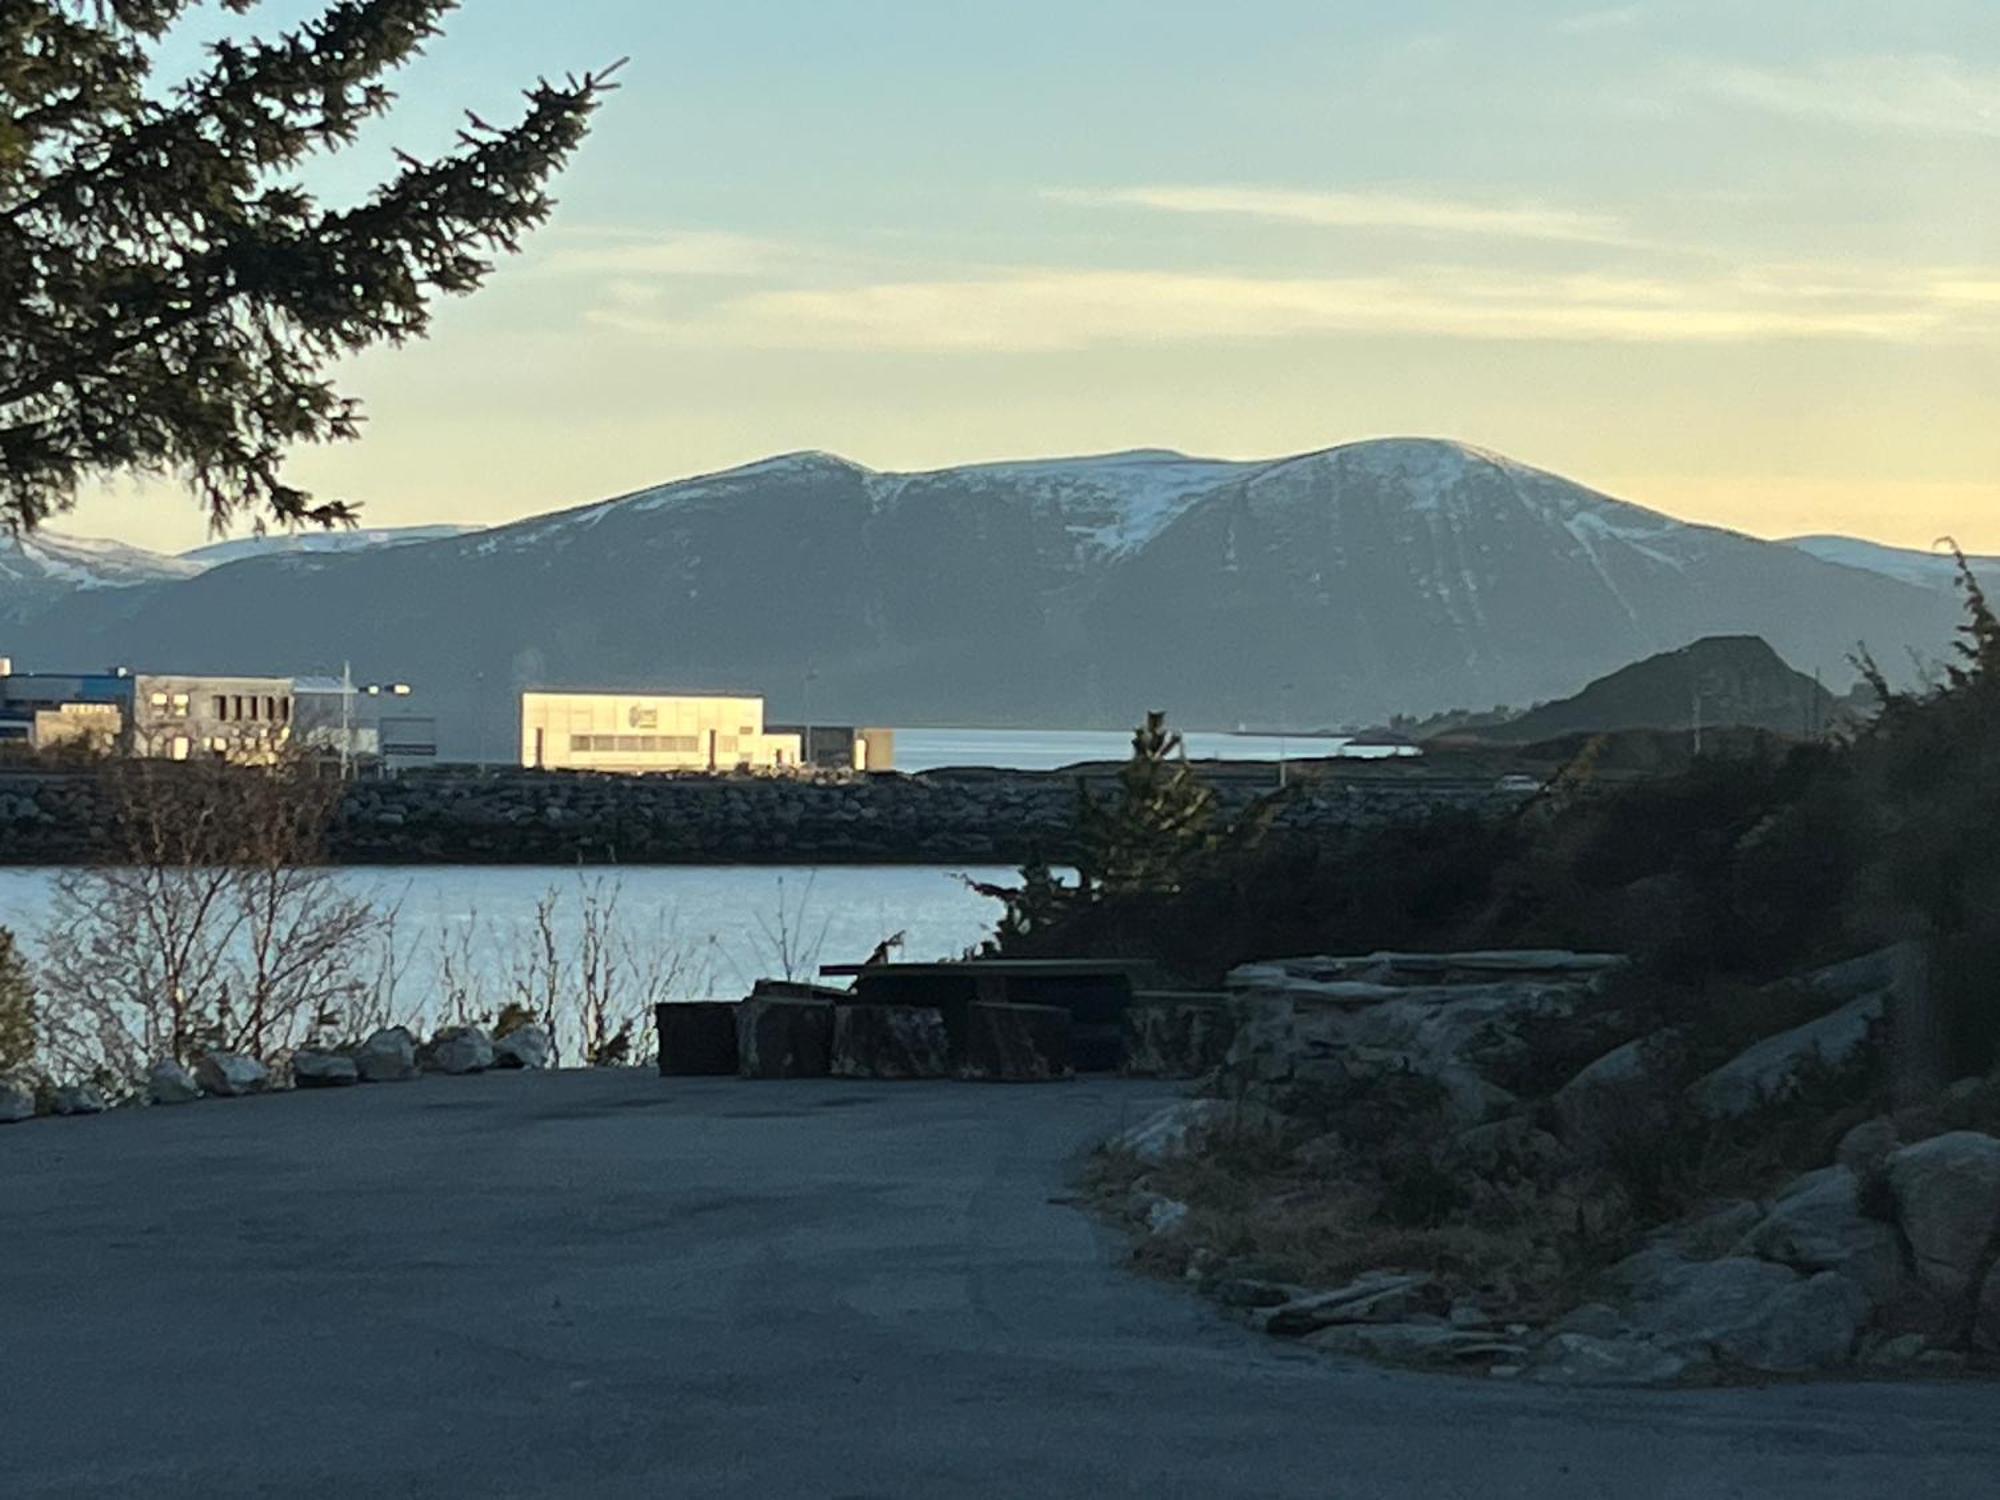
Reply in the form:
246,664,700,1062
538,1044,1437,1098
0,864,1015,1012
891,725,1359,771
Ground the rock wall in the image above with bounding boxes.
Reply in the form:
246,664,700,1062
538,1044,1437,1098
0,768,1518,866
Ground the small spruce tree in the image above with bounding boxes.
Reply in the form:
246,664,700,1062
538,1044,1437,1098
1075,710,1216,895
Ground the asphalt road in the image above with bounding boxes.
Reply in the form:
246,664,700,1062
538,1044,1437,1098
2,1071,1994,1499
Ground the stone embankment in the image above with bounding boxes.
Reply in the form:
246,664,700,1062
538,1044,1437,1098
0,766,1520,865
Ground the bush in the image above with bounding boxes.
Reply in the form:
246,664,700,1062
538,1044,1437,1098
0,928,36,1074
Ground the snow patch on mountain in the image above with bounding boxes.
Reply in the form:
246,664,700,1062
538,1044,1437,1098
182,525,477,568
1785,535,2000,589
0,531,200,589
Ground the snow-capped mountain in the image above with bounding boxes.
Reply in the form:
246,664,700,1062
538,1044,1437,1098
181,524,479,568
0,530,202,625
1784,535,2000,591
1,439,1966,752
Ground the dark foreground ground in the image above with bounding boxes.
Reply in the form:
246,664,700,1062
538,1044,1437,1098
2,1073,1994,1499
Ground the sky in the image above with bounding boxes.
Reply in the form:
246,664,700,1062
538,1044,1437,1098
65,0,2000,553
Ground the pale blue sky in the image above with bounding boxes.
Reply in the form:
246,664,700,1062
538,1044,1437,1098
76,0,2000,551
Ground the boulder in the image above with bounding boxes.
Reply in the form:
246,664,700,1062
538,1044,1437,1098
491,1024,553,1070
1551,1030,1682,1142
1688,991,1883,1119
958,1002,1071,1082
735,996,834,1079
195,1051,269,1098
291,1050,359,1088
1122,996,1235,1079
1886,1131,2000,1301
420,1026,494,1075
1440,1117,1568,1179
146,1059,201,1105
0,1076,35,1123
1975,1264,2000,1354
1144,1197,1190,1236
832,1005,952,1080
1626,1256,1866,1373
51,1083,107,1115
655,1002,739,1076
1736,1165,1908,1304
1526,1333,1702,1387
1835,1117,1900,1177
355,1026,418,1083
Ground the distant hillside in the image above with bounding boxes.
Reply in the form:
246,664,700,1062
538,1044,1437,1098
0,440,1962,757
1464,636,1838,743
180,524,479,568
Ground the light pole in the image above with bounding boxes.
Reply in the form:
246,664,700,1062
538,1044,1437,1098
1277,681,1295,789
802,665,819,770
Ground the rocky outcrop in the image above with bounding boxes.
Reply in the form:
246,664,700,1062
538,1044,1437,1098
656,1003,740,1076
736,997,834,1080
491,1024,553,1070
355,1027,418,1083
1734,1166,1906,1303
1219,951,1620,1125
1887,1132,2000,1301
1688,990,1884,1119
831,1005,952,1080
1625,1257,1869,1374
958,1001,1072,1083
420,1026,494,1075
1122,995,1236,1079
292,1050,360,1088
146,1059,201,1105
195,1052,269,1098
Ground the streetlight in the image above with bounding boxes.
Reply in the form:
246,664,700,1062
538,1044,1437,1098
802,665,819,770
1277,681,1295,789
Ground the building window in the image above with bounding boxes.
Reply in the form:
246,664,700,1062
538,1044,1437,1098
148,691,168,708
214,696,228,721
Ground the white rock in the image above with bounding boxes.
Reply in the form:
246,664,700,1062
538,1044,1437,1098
1,1076,38,1123
1109,1098,1273,1163
195,1052,269,1098
491,1024,553,1070
1525,1333,1701,1386
1688,991,1883,1119
147,1060,201,1105
291,1049,359,1088
1145,1197,1190,1236
1887,1131,2000,1301
1260,1273,1445,1337
355,1026,418,1083
421,1025,494,1075
51,1083,107,1115
1736,1165,1907,1303
1304,1322,1519,1365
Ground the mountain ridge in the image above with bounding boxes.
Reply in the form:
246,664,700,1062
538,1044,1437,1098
0,438,1967,756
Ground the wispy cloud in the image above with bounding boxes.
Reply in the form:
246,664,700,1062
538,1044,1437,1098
1048,185,1637,246
1553,6,1645,36
532,229,788,278
587,263,1986,354
1702,55,2000,138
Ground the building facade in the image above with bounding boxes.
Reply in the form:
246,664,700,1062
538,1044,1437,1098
520,691,804,773
0,662,295,761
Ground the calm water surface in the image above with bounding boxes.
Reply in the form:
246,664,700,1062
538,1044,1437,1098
0,864,1012,1012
